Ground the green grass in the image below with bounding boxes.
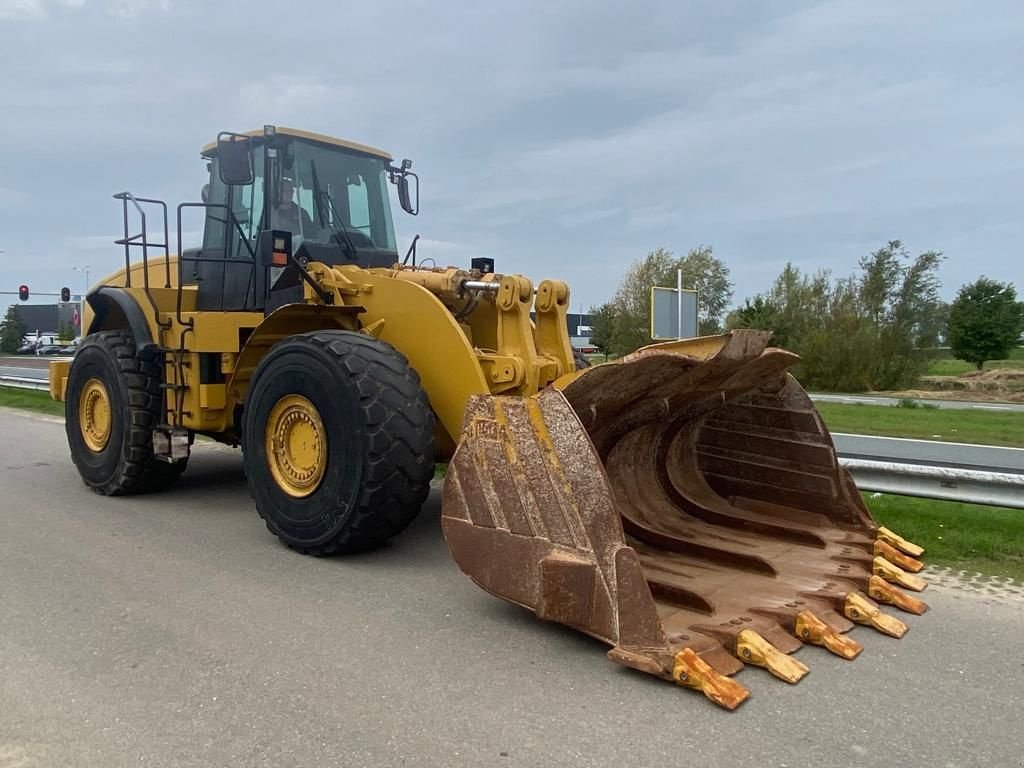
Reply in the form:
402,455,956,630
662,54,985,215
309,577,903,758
866,493,1024,581
815,401,1024,447
924,347,1024,376
0,387,64,417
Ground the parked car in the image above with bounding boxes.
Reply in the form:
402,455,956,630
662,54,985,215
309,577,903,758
16,342,37,354
36,345,64,356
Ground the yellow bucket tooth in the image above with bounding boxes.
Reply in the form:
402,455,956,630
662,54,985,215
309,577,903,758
876,526,924,558
673,648,751,710
844,593,909,638
874,540,925,573
872,556,928,592
735,630,809,684
868,575,928,615
793,610,863,660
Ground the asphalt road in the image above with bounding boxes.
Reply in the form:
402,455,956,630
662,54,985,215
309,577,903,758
1,408,1022,768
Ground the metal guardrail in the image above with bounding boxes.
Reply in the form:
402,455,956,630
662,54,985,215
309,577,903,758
811,392,1024,412
0,375,49,392
833,433,1024,509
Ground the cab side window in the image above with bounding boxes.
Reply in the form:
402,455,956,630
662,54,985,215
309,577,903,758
347,174,370,236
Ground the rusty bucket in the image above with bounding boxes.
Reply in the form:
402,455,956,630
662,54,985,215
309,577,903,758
441,331,926,709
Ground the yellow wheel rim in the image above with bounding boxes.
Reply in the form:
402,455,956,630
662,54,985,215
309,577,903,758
79,378,112,452
265,394,328,498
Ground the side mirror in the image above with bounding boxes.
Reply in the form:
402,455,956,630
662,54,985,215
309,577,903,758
217,132,254,186
200,183,210,203
397,171,419,215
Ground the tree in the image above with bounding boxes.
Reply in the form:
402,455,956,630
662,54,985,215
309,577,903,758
726,296,777,333
858,241,945,389
948,278,1024,369
58,321,74,343
726,242,946,391
680,245,734,335
588,302,616,359
727,264,828,349
0,305,27,353
605,246,734,356
607,246,674,356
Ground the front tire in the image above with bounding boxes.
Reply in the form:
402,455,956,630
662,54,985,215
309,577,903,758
242,330,435,555
65,331,187,495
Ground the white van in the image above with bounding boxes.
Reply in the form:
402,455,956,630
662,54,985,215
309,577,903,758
32,333,60,347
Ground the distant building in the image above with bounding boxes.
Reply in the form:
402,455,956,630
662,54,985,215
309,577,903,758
565,312,596,352
14,304,81,339
528,311,596,351
14,304,58,335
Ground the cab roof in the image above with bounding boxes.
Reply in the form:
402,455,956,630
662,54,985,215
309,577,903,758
200,126,393,161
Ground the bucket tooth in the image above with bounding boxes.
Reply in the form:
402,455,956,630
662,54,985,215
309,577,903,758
844,593,908,638
793,610,862,660
876,526,924,558
868,575,929,615
872,556,927,592
672,648,750,710
734,630,809,683
874,540,924,573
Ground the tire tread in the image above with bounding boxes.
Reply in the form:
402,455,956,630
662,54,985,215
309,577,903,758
68,330,186,495
248,330,435,555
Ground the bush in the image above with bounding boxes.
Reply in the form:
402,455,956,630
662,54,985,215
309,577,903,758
728,241,945,392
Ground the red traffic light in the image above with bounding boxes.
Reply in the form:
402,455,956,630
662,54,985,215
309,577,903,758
18,284,29,301
60,286,71,302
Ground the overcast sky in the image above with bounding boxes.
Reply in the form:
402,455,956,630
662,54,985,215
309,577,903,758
1,0,1021,311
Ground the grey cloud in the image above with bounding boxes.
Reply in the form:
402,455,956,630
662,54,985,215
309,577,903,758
1,0,1021,310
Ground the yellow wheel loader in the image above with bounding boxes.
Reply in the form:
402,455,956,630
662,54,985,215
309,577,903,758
49,125,928,709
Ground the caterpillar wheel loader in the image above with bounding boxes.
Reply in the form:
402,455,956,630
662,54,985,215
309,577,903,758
49,125,929,709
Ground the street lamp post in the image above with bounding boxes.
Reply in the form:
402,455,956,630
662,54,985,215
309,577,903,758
73,265,91,297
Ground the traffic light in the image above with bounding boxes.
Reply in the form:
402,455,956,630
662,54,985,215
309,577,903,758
60,286,71,302
18,284,28,301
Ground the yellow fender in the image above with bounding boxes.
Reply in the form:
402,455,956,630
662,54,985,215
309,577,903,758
334,268,491,454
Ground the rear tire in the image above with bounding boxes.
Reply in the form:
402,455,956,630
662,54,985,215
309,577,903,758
242,330,435,555
65,331,187,495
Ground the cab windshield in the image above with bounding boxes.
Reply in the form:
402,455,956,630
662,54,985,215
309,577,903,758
203,137,399,264
285,140,397,253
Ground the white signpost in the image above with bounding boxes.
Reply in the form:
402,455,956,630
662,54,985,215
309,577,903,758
650,269,698,340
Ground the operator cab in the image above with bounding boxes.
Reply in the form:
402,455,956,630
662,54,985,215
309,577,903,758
183,126,418,312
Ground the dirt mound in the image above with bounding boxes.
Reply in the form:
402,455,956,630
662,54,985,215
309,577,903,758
876,366,1024,404
887,388,1024,403
959,368,1024,382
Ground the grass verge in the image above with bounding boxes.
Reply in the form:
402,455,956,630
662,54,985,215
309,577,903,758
865,493,1024,582
0,387,64,417
924,347,1023,376
815,401,1024,447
